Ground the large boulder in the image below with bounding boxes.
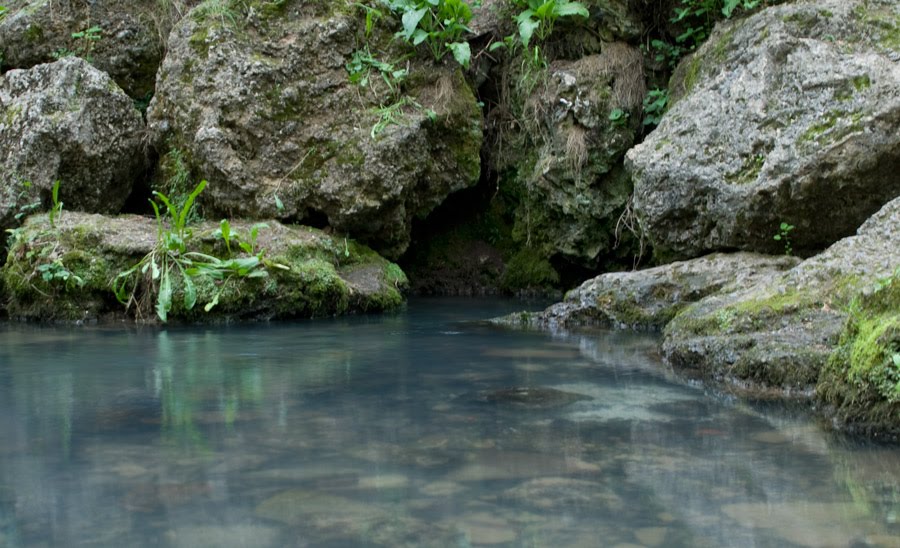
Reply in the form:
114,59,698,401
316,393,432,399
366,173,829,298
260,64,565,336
487,42,645,269
147,1,482,260
627,0,900,261
0,0,192,99
494,252,799,330
0,57,144,239
1,211,408,322
663,196,900,402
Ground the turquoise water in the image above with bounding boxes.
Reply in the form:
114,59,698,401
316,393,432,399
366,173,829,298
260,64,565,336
0,298,898,547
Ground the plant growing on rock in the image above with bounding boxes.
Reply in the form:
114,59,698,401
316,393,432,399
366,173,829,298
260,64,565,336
773,221,795,255
113,180,279,322
642,88,668,127
381,0,474,68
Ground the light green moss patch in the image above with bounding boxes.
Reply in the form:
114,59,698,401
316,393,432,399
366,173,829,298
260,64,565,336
818,272,900,434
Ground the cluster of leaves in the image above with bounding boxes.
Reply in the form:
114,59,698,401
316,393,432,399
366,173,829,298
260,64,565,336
383,0,474,68
113,181,286,322
641,88,668,127
5,181,83,293
346,46,409,100
490,0,589,69
52,25,102,62
651,0,759,67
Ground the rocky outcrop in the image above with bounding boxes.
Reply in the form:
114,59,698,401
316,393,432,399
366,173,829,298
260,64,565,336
0,0,190,99
487,42,645,269
1,211,408,322
627,0,900,261
148,1,482,260
663,196,900,400
0,58,144,239
494,252,799,330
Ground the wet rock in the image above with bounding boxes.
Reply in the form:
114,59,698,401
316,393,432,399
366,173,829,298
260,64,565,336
453,512,517,545
0,0,190,98
472,386,592,409
627,0,900,260
502,477,624,511
492,253,799,330
148,1,482,259
0,58,144,239
0,212,407,322
663,196,900,401
447,449,600,481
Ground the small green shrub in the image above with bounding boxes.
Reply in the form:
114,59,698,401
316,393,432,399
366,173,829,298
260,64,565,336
773,221,795,255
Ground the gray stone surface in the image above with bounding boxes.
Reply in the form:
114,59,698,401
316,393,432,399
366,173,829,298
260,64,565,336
627,0,900,261
148,1,482,260
0,0,192,98
493,252,798,330
663,196,900,396
0,57,144,236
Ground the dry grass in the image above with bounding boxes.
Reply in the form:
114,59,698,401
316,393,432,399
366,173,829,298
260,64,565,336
580,42,646,110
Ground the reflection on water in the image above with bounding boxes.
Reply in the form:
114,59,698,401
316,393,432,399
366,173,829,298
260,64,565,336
0,298,899,547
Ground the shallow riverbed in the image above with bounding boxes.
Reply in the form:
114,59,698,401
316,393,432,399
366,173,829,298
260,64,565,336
0,298,898,547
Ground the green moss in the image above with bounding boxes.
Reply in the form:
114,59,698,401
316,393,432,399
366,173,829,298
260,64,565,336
500,248,559,292
725,153,765,185
23,24,43,42
797,110,864,147
852,74,871,91
819,273,900,434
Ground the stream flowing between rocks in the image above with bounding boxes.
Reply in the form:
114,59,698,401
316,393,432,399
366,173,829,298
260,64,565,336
1,298,898,547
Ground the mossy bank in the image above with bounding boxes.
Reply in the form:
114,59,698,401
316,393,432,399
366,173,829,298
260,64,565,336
1,212,407,323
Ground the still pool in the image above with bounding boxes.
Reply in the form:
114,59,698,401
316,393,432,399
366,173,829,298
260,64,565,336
0,298,898,547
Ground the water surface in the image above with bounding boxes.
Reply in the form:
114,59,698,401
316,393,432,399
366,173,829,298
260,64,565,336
1,298,898,547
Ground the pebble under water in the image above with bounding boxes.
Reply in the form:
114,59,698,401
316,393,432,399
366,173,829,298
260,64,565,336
0,298,899,547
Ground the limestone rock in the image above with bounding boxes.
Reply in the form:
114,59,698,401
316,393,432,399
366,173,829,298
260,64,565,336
148,1,482,260
627,0,900,261
0,0,192,98
663,196,900,398
494,252,799,330
0,58,144,237
0,211,408,322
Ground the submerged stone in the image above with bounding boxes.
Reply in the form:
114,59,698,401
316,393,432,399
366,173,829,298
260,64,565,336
472,387,592,409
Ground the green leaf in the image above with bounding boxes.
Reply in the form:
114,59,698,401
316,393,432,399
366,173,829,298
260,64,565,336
411,28,429,46
447,41,471,68
178,179,207,232
204,292,220,312
722,0,741,17
516,14,539,48
274,193,284,212
892,353,900,368
156,272,172,322
556,1,588,18
401,7,428,41
183,272,197,310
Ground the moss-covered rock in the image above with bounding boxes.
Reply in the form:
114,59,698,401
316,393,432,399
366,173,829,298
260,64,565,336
663,196,900,410
491,252,799,330
147,0,482,259
818,272,900,438
1,211,407,323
